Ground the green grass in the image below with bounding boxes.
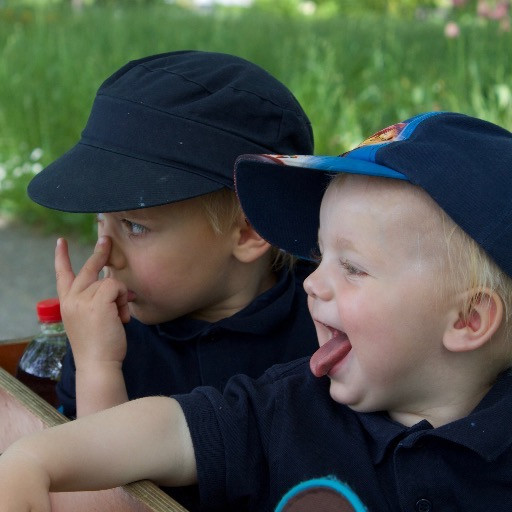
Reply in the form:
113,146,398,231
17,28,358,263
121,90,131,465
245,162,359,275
1,3,512,241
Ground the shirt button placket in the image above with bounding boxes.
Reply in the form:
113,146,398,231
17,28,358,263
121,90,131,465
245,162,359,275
415,498,432,512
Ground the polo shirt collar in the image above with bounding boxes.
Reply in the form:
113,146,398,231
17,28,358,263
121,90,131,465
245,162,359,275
155,266,296,341
358,369,512,464
432,369,512,461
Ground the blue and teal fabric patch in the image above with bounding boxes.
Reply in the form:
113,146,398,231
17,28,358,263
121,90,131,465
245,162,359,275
275,476,367,512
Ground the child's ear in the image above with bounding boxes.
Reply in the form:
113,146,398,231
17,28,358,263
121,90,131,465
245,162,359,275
232,216,272,263
443,290,504,352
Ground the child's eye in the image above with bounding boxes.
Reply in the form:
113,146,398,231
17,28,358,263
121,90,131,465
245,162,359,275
339,259,367,277
121,219,148,236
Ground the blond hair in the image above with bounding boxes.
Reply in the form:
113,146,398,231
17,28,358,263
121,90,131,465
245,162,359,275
442,215,512,335
197,187,295,271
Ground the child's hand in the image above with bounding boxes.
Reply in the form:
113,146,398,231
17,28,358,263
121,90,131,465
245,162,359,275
55,236,130,368
54,236,133,417
0,449,51,512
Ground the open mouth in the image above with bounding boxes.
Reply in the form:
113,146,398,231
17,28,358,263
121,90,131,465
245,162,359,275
310,327,352,377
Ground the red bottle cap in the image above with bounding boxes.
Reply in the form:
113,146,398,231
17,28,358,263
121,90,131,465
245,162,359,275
36,298,62,323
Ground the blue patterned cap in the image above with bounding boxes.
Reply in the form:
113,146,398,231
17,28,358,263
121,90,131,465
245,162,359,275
235,111,512,278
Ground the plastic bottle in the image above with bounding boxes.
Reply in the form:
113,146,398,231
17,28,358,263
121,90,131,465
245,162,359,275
16,298,67,407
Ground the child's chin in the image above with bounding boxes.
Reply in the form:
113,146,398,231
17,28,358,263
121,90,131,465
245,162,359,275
328,381,351,405
127,305,149,323
328,383,372,412
130,306,178,326
127,303,139,318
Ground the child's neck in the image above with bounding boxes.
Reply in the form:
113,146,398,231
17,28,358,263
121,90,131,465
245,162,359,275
389,381,493,428
190,266,277,323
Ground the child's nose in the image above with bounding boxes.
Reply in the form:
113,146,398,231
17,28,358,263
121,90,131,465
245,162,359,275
97,221,126,270
104,240,126,270
303,265,331,300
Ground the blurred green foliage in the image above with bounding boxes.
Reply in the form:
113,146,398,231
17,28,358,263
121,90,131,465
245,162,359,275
1,1,511,241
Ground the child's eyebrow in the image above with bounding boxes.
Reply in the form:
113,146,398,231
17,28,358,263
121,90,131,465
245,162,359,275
334,237,357,251
317,234,358,253
117,210,154,221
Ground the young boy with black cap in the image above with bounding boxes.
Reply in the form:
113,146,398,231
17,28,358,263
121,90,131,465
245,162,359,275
26,49,316,418
25,50,317,508
5,111,512,511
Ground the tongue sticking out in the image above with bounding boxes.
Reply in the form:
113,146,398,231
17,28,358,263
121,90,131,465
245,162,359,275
310,332,351,377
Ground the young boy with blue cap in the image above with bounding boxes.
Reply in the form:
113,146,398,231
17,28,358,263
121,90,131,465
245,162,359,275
3,111,512,511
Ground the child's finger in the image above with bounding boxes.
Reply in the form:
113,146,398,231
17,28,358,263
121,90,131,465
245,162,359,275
55,238,76,299
70,236,112,293
115,288,132,324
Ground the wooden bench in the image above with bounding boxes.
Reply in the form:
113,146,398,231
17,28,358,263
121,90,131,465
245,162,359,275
0,359,189,511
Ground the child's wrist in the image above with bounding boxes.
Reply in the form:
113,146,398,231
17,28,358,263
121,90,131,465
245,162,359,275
75,359,124,375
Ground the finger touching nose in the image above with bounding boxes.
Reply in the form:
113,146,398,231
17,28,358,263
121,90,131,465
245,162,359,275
103,236,126,270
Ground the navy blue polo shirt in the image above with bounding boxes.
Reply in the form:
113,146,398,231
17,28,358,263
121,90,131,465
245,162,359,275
175,359,512,512
56,262,317,416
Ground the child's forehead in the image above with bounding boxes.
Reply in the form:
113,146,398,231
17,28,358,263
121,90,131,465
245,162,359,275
109,200,199,220
323,174,447,234
321,175,453,268
326,173,437,209
108,208,157,220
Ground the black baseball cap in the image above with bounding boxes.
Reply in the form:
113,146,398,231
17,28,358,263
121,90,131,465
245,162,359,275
235,111,512,278
28,50,313,213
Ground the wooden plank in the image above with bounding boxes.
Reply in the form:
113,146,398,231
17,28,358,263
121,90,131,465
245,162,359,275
0,367,189,512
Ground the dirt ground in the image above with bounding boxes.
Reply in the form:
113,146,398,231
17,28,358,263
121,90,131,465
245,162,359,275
0,217,93,339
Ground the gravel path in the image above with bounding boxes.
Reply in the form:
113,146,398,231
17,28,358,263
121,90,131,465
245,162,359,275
0,217,93,339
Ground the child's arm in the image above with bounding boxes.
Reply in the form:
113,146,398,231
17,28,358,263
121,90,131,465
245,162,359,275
55,237,130,416
0,396,196,510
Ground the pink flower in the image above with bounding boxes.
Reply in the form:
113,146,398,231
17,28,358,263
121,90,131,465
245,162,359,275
444,21,461,38
478,0,491,17
489,1,510,19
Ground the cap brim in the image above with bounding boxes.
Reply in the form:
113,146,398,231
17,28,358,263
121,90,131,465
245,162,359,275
28,142,227,213
234,154,407,260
